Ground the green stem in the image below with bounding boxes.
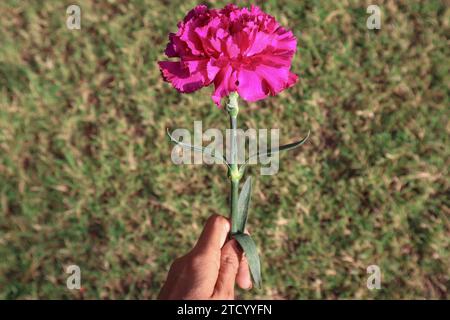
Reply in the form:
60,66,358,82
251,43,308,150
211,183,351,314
227,92,241,235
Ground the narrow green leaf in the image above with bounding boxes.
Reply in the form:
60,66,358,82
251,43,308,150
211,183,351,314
166,128,230,168
253,130,310,159
239,130,310,176
237,176,252,233
233,233,262,288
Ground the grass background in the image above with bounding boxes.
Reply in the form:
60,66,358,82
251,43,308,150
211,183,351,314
0,0,449,299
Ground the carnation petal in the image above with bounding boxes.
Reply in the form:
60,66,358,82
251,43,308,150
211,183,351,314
158,61,205,93
245,32,274,57
237,68,269,102
287,72,298,88
212,66,237,106
237,63,297,102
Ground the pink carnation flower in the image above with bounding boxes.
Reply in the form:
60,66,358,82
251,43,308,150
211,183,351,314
158,4,298,106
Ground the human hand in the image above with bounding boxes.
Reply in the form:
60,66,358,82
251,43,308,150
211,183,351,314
158,214,252,299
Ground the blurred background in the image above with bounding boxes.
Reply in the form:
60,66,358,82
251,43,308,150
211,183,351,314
0,0,448,299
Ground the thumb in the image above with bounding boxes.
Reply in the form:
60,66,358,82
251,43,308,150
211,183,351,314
193,214,230,254
212,239,241,299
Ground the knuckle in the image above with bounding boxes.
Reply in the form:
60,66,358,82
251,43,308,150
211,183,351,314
181,251,210,272
221,254,239,271
189,253,207,268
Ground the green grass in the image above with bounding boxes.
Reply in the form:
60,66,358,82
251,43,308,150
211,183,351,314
0,0,449,299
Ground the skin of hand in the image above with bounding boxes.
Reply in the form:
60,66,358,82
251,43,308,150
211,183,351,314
158,214,252,300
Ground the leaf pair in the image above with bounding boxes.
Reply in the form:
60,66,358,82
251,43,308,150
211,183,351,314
166,128,310,175
231,176,262,289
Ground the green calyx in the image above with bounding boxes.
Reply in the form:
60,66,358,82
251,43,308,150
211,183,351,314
228,167,242,181
226,92,239,117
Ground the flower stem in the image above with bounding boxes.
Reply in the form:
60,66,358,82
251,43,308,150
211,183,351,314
227,92,241,235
